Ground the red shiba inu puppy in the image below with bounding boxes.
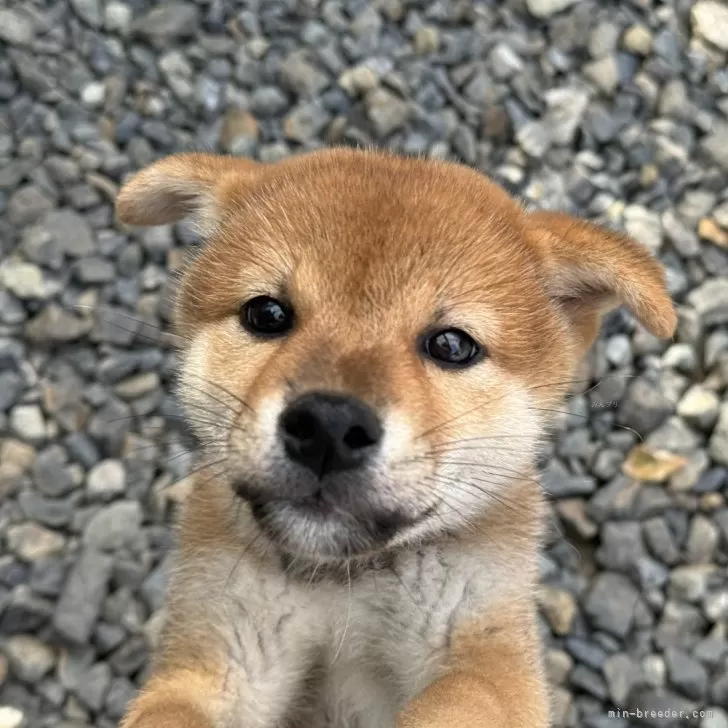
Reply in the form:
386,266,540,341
115,149,675,728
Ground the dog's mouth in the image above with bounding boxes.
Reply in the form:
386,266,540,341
234,479,433,560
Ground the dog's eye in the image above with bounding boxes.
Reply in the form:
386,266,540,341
241,296,294,337
423,329,482,367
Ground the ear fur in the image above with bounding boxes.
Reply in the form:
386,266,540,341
115,153,260,230
527,211,676,350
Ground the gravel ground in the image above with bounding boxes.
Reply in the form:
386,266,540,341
1,0,728,726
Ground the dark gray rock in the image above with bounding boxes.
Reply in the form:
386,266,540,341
584,572,641,638
53,549,113,644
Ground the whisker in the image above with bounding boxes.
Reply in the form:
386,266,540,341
331,556,353,665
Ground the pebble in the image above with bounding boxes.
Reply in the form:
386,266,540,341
584,572,640,638
132,2,200,41
526,0,583,18
6,523,65,562
0,260,58,300
692,1,728,52
83,501,143,551
366,89,410,138
9,405,46,444
0,708,24,728
53,549,113,644
0,10,35,46
3,635,55,683
86,460,126,500
538,586,576,635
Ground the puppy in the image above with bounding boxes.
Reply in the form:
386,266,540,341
115,149,675,728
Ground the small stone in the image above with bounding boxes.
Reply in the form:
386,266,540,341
0,586,53,634
545,649,573,685
280,52,329,98
7,523,65,561
622,445,687,483
525,0,582,18
584,572,641,638
83,501,143,551
32,446,73,497
8,186,55,227
0,440,36,483
0,259,58,300
556,499,598,539
250,87,288,117
26,305,92,345
670,565,716,602
114,372,160,400
662,343,698,374
701,123,728,171
618,379,673,434
623,24,653,55
70,0,102,27
604,653,640,706
516,122,550,158
0,372,24,412
0,707,24,728
74,662,112,712
42,210,95,257
86,460,126,499
73,257,116,284
702,709,728,728
81,82,106,108
704,591,728,622
219,109,259,154
624,205,662,254
665,647,708,700
105,2,132,33
53,549,114,644
677,386,720,431
669,451,710,492
686,515,719,564
132,2,200,40
584,55,620,95
699,218,728,249
106,677,136,719
538,586,576,635
414,26,439,55
597,521,644,572
339,66,378,96
710,405,728,466
366,89,410,138
642,655,666,687
0,9,35,45
542,460,596,498
10,405,46,443
4,635,55,682
692,1,728,51
283,103,332,143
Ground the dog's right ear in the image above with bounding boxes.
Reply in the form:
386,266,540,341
115,153,261,232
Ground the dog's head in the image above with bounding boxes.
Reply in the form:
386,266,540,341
117,149,675,561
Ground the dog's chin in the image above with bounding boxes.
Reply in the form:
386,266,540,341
249,498,414,561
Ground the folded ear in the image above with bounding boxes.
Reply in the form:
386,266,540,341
527,211,676,352
115,153,261,232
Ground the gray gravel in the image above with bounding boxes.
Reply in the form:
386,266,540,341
1,1,728,727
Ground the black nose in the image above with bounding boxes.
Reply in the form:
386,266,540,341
279,392,383,478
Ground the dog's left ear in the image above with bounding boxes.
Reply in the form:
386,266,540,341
527,210,676,353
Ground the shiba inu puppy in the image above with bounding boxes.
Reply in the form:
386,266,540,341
115,149,675,728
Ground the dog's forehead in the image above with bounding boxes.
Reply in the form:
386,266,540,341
222,152,534,297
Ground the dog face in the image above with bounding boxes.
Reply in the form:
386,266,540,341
117,149,675,562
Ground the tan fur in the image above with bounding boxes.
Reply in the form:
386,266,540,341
116,149,675,728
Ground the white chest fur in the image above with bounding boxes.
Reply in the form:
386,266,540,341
175,543,511,728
